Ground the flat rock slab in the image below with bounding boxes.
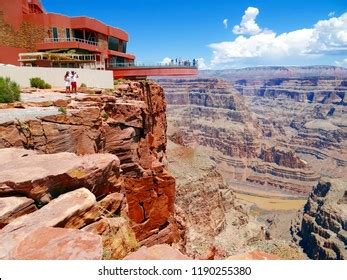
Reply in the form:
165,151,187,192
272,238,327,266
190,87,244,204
124,244,191,260
12,227,103,260
20,92,70,102
0,148,120,201
0,188,96,259
0,196,37,228
0,107,59,124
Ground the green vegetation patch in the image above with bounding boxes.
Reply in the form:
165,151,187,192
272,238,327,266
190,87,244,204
30,77,52,89
0,77,21,103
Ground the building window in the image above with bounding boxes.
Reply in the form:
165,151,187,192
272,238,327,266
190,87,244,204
52,27,58,41
121,41,127,53
66,28,71,41
108,37,119,52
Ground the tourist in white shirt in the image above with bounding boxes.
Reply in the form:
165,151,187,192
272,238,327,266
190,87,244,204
64,71,71,93
70,71,79,93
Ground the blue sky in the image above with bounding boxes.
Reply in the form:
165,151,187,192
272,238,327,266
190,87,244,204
42,0,347,69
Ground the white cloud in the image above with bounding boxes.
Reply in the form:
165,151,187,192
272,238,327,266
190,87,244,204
196,57,209,70
328,11,335,17
209,11,347,68
307,13,347,54
223,19,228,29
232,7,262,35
161,57,172,65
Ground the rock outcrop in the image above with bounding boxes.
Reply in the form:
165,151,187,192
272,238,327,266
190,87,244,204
292,179,347,259
0,81,180,259
0,148,120,203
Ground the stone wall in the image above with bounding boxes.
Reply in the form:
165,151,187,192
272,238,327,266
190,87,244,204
0,13,46,51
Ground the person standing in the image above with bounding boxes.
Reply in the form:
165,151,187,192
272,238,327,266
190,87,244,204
64,71,71,93
70,71,79,93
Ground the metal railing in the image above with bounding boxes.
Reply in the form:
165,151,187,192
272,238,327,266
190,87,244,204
19,52,99,62
107,62,198,69
44,37,99,46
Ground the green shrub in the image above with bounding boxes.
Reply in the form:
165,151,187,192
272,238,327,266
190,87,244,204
114,79,125,86
58,107,67,114
0,77,21,103
44,83,52,89
30,77,51,89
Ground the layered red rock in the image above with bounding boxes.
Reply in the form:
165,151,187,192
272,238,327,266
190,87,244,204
12,227,103,260
0,188,96,259
0,196,37,228
0,148,120,202
0,80,178,248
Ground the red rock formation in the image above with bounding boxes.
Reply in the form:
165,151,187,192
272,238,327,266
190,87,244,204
0,148,120,202
0,81,179,256
0,196,37,229
12,227,103,260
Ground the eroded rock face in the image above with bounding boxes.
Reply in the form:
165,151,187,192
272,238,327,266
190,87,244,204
167,140,234,257
12,227,103,260
0,148,120,203
292,179,347,259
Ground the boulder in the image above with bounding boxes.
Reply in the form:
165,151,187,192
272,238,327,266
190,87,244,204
0,188,96,259
0,196,37,228
124,244,191,260
0,148,120,202
12,227,103,260
63,192,124,229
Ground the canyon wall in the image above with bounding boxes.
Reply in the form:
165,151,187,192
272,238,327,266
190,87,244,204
158,78,319,195
200,68,347,182
292,179,347,259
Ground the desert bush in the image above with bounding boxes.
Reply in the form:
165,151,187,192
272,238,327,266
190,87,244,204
58,107,67,114
114,79,125,86
80,83,87,88
0,77,21,103
30,77,52,89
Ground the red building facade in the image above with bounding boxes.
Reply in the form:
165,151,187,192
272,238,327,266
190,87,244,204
0,0,198,79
